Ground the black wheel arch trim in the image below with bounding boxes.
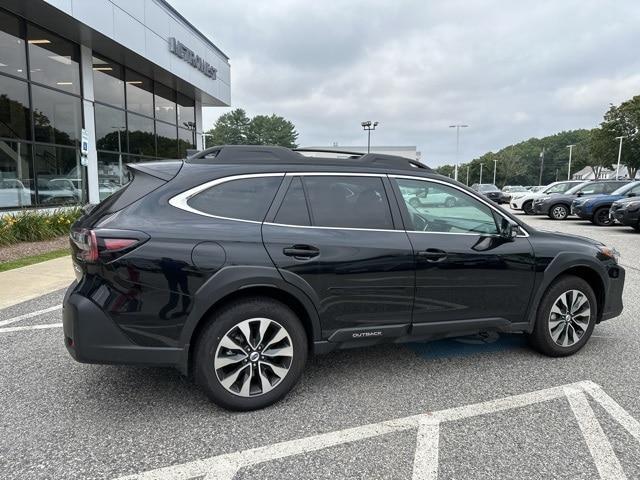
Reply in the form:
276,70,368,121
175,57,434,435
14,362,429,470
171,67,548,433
179,265,321,373
525,252,610,332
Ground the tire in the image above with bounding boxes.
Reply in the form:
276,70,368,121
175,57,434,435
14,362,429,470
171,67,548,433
634,221,640,232
409,197,420,208
548,204,569,220
444,197,456,208
528,275,597,357
592,207,613,226
522,200,534,215
194,297,308,411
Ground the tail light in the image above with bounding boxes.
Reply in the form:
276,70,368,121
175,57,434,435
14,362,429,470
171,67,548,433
72,229,147,263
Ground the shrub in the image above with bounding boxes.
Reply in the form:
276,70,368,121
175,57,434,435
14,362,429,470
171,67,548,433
0,208,82,246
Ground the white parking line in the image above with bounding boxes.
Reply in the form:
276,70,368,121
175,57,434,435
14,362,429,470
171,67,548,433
0,323,62,334
0,304,62,327
114,380,639,480
565,386,627,480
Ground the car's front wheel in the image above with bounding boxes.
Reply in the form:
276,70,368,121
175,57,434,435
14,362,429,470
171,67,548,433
195,297,308,411
528,275,596,357
548,204,569,220
522,200,534,215
592,207,613,226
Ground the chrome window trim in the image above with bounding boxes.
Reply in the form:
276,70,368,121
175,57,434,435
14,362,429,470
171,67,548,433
169,171,529,237
390,174,530,238
168,172,285,224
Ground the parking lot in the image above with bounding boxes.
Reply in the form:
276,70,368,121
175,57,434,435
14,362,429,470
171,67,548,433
1,213,639,480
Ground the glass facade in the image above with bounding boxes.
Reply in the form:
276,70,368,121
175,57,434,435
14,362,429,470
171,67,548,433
0,7,198,210
0,8,84,209
94,57,197,192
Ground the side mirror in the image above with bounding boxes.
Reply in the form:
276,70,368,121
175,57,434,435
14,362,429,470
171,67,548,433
628,192,636,198
499,218,519,241
576,192,584,197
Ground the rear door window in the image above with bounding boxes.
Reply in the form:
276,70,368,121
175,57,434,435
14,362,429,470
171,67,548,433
302,176,394,230
187,176,283,221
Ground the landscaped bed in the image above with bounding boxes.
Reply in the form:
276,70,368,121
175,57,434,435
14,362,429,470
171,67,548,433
0,208,81,271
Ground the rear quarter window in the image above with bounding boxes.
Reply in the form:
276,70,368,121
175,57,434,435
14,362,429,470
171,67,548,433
187,176,283,222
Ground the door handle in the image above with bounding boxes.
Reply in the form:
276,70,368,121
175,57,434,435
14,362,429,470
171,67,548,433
417,248,447,262
283,245,320,258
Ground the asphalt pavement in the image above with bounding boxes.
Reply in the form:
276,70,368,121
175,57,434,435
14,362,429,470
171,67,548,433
0,213,639,480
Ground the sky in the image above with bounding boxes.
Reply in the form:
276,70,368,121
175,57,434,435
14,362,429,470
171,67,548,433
169,0,640,167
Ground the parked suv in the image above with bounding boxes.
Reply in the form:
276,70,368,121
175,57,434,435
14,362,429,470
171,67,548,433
532,180,628,219
470,183,508,204
572,181,640,226
510,180,582,215
64,146,625,411
610,196,640,231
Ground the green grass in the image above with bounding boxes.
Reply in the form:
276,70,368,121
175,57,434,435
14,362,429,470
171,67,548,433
0,248,70,272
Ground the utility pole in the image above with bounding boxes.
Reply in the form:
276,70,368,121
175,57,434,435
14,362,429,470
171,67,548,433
615,136,627,179
361,121,379,153
493,159,498,185
538,148,545,185
566,144,575,180
449,124,469,181
466,165,470,185
479,163,484,184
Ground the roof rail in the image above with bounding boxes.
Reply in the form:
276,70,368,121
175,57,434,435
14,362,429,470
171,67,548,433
293,148,365,157
186,145,432,172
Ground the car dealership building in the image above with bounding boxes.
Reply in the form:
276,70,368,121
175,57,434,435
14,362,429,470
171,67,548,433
0,0,230,209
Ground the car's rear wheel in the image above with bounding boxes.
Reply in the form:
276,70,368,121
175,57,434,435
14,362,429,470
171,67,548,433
592,207,613,226
548,204,569,220
195,297,308,411
634,221,640,232
528,275,596,357
522,200,534,215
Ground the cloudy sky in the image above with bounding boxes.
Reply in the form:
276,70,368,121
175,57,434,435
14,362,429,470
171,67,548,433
170,0,640,167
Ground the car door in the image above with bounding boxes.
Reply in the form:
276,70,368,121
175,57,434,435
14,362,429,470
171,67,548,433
390,176,536,332
262,173,415,340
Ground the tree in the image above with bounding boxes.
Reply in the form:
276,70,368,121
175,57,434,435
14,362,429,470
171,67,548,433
587,127,616,178
247,114,299,148
205,108,250,147
603,97,640,179
204,109,299,149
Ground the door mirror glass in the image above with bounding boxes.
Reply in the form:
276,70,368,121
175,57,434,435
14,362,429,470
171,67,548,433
627,192,636,198
498,217,519,241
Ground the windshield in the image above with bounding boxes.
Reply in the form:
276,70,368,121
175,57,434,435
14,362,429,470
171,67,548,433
612,181,640,195
565,182,590,195
544,182,573,194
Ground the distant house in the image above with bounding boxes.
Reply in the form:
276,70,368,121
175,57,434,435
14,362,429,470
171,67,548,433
572,165,639,180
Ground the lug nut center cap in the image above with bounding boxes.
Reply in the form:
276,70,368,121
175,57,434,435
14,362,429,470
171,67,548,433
249,351,260,362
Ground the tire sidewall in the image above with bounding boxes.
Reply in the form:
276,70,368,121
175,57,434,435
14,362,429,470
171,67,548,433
195,298,308,411
523,200,534,215
531,276,597,356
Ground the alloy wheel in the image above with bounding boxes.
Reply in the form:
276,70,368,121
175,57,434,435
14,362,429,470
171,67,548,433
214,318,293,397
551,205,568,220
595,209,612,226
548,290,591,347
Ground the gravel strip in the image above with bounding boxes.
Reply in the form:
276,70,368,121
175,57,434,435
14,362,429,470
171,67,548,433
0,236,69,263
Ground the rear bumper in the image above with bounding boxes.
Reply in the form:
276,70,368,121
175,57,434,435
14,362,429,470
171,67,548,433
63,282,187,373
601,266,625,322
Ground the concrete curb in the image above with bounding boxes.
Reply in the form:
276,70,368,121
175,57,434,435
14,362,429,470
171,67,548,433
0,256,73,309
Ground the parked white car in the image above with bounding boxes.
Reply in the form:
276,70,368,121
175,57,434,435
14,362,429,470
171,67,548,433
0,179,32,208
510,180,582,214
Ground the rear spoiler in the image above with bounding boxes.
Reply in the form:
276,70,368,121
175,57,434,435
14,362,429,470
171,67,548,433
127,161,184,181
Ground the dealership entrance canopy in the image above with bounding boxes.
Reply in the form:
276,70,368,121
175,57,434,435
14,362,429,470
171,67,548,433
0,0,230,209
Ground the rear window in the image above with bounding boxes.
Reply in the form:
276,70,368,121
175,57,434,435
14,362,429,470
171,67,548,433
187,176,283,222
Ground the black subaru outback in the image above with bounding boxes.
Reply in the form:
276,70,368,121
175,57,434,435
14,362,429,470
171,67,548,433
64,146,625,410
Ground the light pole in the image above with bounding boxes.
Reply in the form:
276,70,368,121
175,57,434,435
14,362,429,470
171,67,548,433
479,163,484,184
361,121,379,153
538,148,545,185
449,124,468,181
566,144,575,180
493,159,498,185
615,136,627,179
466,165,470,185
